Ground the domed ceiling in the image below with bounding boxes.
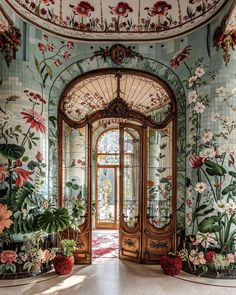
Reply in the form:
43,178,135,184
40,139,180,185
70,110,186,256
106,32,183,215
5,0,228,42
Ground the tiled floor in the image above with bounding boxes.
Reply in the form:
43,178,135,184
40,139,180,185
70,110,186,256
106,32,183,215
1,258,236,295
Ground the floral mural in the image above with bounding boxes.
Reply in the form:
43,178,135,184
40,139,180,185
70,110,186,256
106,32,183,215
4,0,226,41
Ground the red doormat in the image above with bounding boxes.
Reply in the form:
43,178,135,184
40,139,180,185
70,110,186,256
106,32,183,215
92,232,119,258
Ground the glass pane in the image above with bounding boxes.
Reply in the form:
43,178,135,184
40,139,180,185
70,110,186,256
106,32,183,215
123,128,140,228
97,168,115,224
147,122,173,228
97,130,119,153
97,154,119,165
62,122,88,226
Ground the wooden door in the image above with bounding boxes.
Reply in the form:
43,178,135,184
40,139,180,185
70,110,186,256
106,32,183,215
119,123,144,262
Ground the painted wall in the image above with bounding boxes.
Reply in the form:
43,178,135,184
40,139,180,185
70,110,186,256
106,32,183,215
1,1,236,250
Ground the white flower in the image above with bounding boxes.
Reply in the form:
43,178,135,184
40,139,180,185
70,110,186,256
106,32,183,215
218,144,234,155
202,131,213,143
194,102,205,113
200,147,216,158
226,200,236,216
211,113,220,121
189,75,198,87
195,67,205,78
195,182,207,193
214,200,227,213
188,90,197,104
195,232,217,248
232,88,236,96
216,86,224,95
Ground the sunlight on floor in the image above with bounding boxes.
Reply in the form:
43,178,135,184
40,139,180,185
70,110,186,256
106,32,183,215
37,275,87,295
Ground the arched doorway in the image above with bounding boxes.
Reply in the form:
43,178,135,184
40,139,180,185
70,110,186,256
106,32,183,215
57,69,177,264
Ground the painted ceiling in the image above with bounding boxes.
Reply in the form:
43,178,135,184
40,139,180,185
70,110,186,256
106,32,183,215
63,73,171,122
5,0,229,42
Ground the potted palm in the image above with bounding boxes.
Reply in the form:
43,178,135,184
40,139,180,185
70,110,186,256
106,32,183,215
53,239,77,275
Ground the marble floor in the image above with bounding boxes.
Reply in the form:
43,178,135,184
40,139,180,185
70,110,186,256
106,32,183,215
1,258,236,295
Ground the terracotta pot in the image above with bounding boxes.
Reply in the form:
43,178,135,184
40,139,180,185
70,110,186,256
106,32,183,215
53,255,74,275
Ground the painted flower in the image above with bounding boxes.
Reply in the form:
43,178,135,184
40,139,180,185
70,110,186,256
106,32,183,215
43,200,49,209
42,0,54,5
188,75,198,87
47,43,55,52
194,66,205,77
67,41,74,49
110,2,133,17
216,86,224,95
200,147,216,159
0,250,17,264
170,46,191,68
147,180,155,187
189,250,206,266
227,253,235,263
61,51,71,60
195,182,207,193
204,251,216,263
35,151,44,162
211,113,220,121
186,199,192,208
21,109,47,133
202,131,213,143
70,1,95,17
194,102,205,113
38,43,47,53
214,200,227,213
0,204,13,233
54,58,62,67
195,232,217,248
145,1,172,17
188,90,197,104
218,144,234,155
0,165,7,183
42,249,51,263
225,200,236,216
188,155,204,168
232,88,236,96
15,168,34,187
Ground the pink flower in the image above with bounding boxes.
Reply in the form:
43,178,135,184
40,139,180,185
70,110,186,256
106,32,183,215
186,199,192,208
15,160,22,167
227,253,235,263
41,0,54,5
188,155,204,168
110,2,133,17
70,1,95,17
170,46,192,69
42,249,51,263
38,43,47,53
146,1,172,17
35,151,44,162
61,51,71,60
67,41,74,49
54,58,62,66
0,250,17,264
0,165,7,183
21,109,47,133
15,168,34,187
0,204,13,233
47,43,55,52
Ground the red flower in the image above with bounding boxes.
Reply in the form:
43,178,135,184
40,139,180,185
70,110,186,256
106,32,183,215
41,0,54,5
188,155,204,168
35,151,44,162
147,180,155,187
70,1,95,17
160,255,182,276
146,1,172,17
204,251,216,263
110,2,133,17
15,160,22,167
170,46,192,68
214,182,221,188
54,58,62,66
61,51,71,60
47,43,55,52
0,165,7,183
67,41,74,49
21,109,47,133
14,168,34,187
38,43,47,53
0,204,13,233
0,250,17,264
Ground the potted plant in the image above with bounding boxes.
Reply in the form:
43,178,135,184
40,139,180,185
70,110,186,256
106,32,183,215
160,253,183,276
53,239,77,275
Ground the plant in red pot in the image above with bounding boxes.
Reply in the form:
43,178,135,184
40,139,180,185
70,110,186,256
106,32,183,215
160,253,183,276
53,239,77,275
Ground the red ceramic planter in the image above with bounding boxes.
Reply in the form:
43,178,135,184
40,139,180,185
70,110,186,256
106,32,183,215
53,255,74,275
160,255,183,276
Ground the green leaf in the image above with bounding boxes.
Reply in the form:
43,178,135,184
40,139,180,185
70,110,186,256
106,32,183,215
0,144,25,160
9,264,16,273
229,171,236,178
22,156,29,162
49,116,57,128
222,184,236,195
34,57,40,73
45,64,53,79
72,184,80,190
66,182,72,188
205,160,227,176
198,216,222,233
195,204,208,213
38,208,70,233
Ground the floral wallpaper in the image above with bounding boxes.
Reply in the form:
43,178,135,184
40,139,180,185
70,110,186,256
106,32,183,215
4,0,227,41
